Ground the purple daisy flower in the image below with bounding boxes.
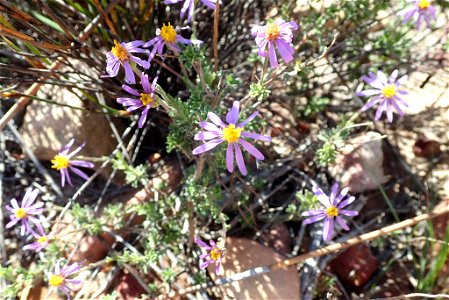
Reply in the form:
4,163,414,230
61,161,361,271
5,187,44,236
102,40,150,84
302,183,358,241
398,0,436,30
143,22,202,62
49,262,82,299
192,101,271,176
356,69,409,123
51,139,95,187
164,0,221,22
252,19,299,68
23,228,51,252
195,238,225,275
117,72,158,128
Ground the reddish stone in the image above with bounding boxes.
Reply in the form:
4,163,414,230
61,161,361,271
413,135,442,158
329,243,378,289
115,273,146,300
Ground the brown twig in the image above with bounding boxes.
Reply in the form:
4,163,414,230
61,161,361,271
213,0,220,72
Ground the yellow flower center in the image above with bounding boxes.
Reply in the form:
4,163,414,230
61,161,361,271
111,40,130,61
325,206,339,218
38,236,49,244
222,124,243,143
160,23,177,44
266,23,281,41
381,84,396,98
15,208,27,219
210,248,223,261
418,0,430,9
51,155,70,171
49,274,65,287
140,93,156,107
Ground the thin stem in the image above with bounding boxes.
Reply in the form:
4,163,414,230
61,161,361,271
213,0,220,72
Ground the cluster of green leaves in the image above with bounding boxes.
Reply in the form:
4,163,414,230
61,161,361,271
315,116,356,166
286,190,319,220
303,96,330,117
112,153,148,188
72,203,125,235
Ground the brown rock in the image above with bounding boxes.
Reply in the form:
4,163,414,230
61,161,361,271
210,237,300,299
413,135,442,158
263,223,292,255
115,272,146,300
329,243,378,289
329,131,387,193
19,59,123,182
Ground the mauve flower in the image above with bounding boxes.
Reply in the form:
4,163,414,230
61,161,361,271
192,101,271,176
5,187,44,236
164,0,221,22
23,228,51,252
356,69,409,123
117,72,158,128
144,22,202,62
302,183,358,241
398,0,436,30
49,262,82,299
102,40,150,84
252,19,299,68
51,139,94,187
195,238,225,275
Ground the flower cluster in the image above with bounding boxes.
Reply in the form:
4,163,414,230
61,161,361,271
6,187,83,298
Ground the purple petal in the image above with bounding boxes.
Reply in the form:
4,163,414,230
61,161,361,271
356,89,381,97
130,56,150,69
241,132,271,142
141,73,150,92
340,210,358,217
194,131,221,141
234,143,247,176
226,101,240,125
275,39,294,64
312,186,331,207
199,121,221,132
301,209,325,217
200,260,212,269
122,85,141,97
207,112,226,127
337,196,355,209
192,139,224,155
323,218,334,241
238,111,258,127
138,107,149,128
123,61,136,84
238,139,264,160
195,238,212,250
226,144,234,173
336,216,350,231
69,166,90,181
268,42,279,68
70,160,94,168
302,214,325,225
